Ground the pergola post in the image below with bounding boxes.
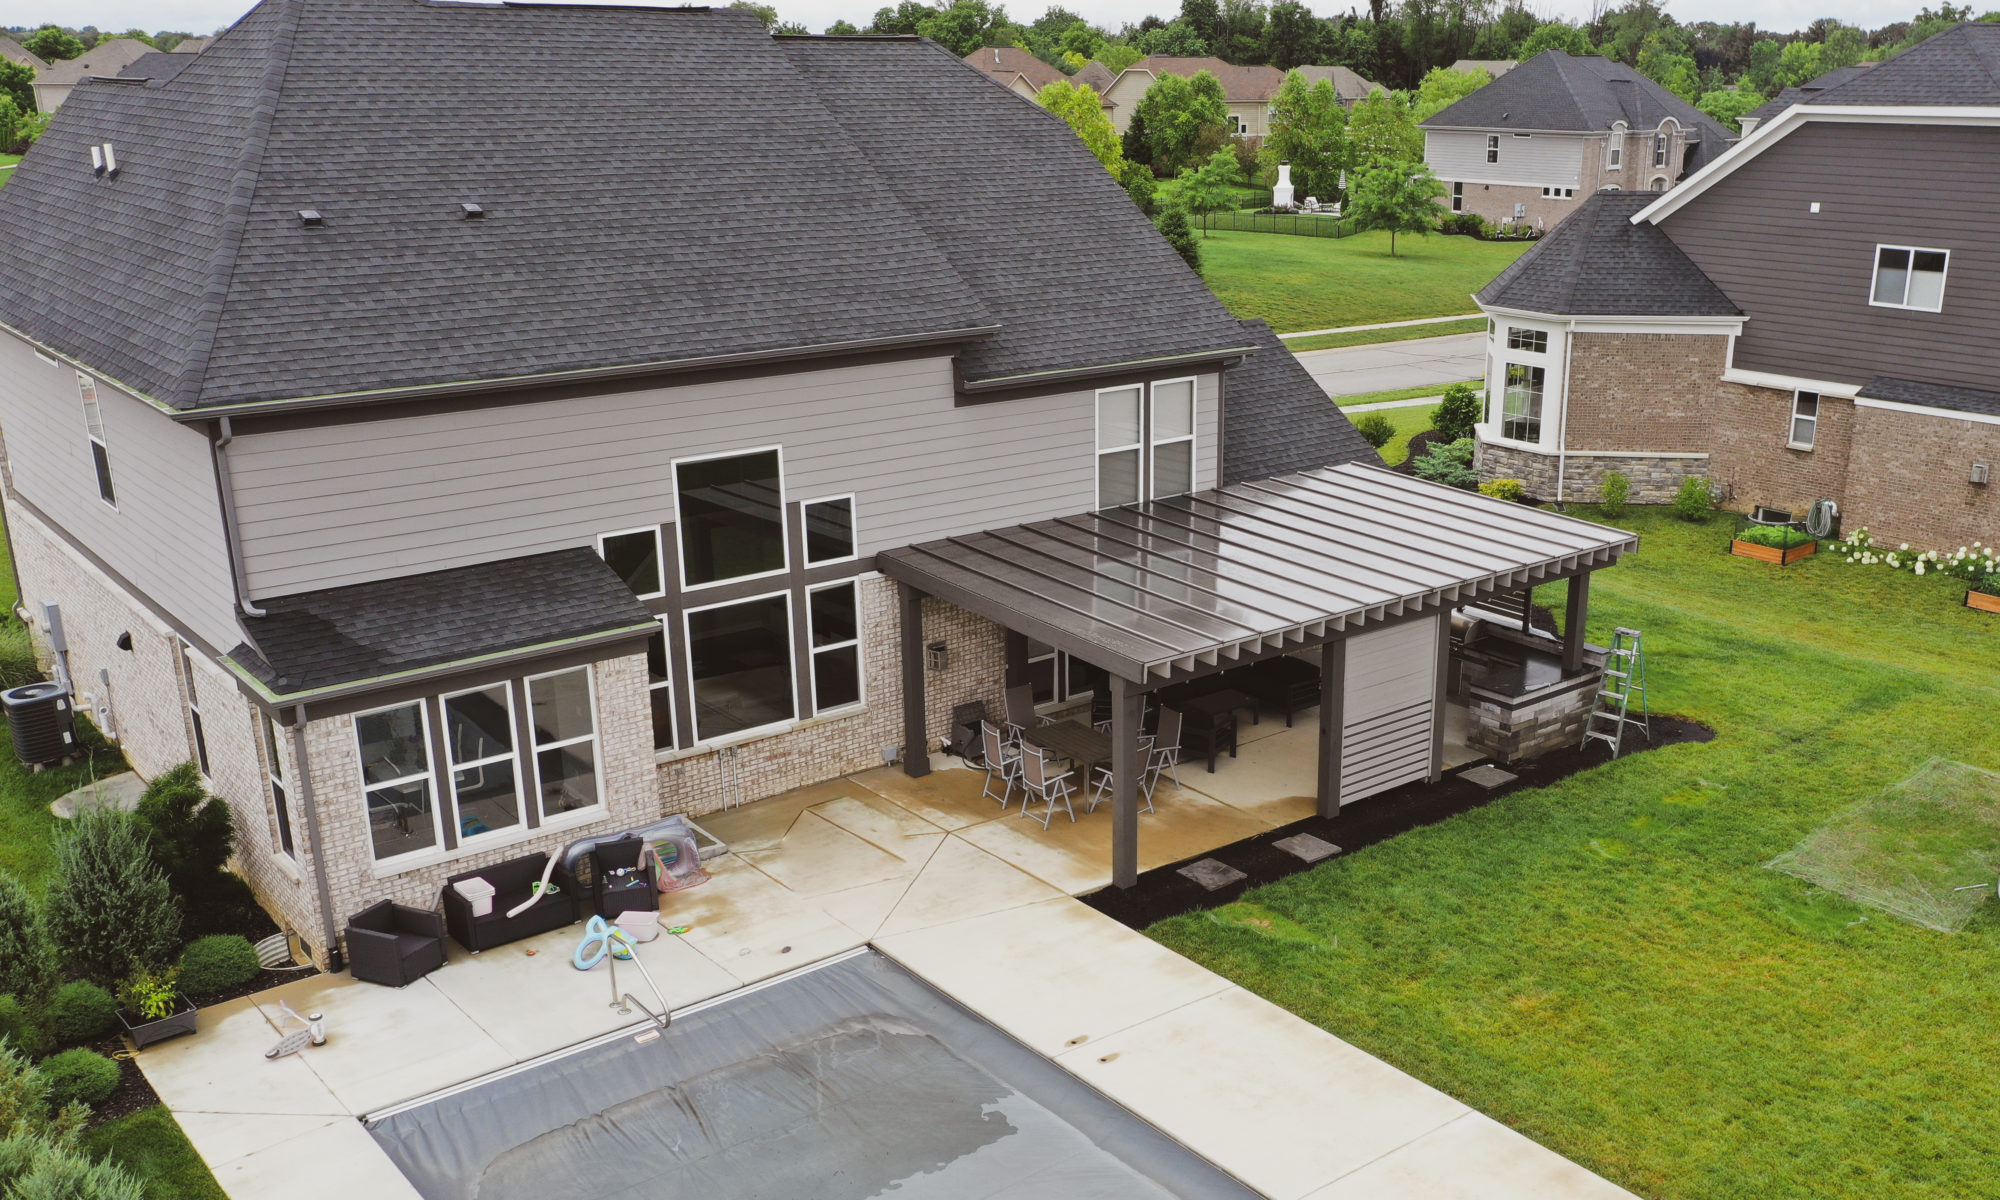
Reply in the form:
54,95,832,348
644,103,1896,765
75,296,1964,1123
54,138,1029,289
1316,638,1345,818
898,581,929,779
1111,673,1142,888
1429,610,1451,782
1564,573,1591,674
1004,630,1029,688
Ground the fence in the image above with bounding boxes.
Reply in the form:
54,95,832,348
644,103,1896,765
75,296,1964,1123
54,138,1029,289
1202,210,1358,238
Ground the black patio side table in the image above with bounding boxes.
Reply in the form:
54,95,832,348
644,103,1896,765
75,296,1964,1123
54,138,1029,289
1177,689,1251,772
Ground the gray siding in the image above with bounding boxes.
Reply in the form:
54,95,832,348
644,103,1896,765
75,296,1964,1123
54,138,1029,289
228,356,1221,596
1427,129,1586,189
1660,122,2000,390
0,332,241,650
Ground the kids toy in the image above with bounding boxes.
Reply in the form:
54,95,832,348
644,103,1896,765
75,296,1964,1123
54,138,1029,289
572,915,636,970
264,1001,326,1060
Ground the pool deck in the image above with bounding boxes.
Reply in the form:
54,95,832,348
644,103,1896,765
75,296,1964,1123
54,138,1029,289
137,722,1633,1200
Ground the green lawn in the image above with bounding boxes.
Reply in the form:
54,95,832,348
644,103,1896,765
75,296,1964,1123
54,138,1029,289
1333,380,1477,408
82,1109,228,1200
1198,229,1527,333
1367,405,1434,467
0,154,20,190
1150,510,2000,1200
1284,316,1487,352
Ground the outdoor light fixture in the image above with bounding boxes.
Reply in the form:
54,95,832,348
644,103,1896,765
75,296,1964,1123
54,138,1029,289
115,632,132,651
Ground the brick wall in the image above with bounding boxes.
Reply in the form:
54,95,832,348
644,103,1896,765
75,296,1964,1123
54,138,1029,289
1844,406,2000,550
1563,332,1724,453
1450,182,1580,233
1705,382,1856,519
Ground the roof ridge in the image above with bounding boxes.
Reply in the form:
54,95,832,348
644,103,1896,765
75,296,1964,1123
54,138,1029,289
1545,52,1595,130
172,0,304,408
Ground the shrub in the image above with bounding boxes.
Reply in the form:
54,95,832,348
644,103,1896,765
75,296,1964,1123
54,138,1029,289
1670,475,1715,522
1352,412,1396,449
45,984,114,1045
177,936,260,996
1118,160,1158,216
134,761,235,900
1154,204,1200,271
3,1145,146,1200
44,808,181,984
115,969,180,1023
1438,211,1489,237
1430,382,1482,444
0,996,49,1059
0,873,56,1003
1479,478,1527,503
1597,469,1630,519
36,1051,117,1111
1412,438,1479,490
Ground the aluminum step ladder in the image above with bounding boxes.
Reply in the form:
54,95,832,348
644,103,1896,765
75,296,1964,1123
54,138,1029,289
1581,627,1649,758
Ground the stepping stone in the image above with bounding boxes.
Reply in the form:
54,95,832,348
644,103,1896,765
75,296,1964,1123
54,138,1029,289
49,772,145,819
1272,833,1341,863
1459,764,1518,790
1177,858,1248,891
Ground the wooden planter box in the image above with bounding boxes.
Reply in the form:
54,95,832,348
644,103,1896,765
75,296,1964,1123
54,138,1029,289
1731,538,1817,565
118,995,198,1049
1968,590,2000,614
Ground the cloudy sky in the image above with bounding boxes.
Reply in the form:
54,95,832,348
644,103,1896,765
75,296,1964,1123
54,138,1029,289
7,0,1934,43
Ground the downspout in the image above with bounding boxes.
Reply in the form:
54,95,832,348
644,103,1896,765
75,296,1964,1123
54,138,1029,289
1554,318,1577,503
211,417,267,618
289,705,343,971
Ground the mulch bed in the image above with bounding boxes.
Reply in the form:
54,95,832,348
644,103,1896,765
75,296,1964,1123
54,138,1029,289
1396,429,1444,473
1082,716,1714,931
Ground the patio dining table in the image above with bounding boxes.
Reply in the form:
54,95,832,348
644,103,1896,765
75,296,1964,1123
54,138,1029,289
1023,719,1113,772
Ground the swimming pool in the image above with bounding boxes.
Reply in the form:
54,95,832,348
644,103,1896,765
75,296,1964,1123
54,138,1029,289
365,948,1260,1200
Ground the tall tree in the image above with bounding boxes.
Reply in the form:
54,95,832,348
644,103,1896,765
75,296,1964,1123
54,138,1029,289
1038,79,1124,172
1180,0,1225,50
1468,4,1538,58
1346,88,1423,173
1266,70,1349,202
866,1,932,35
1636,33,1699,101
1217,0,1269,63
1517,21,1593,57
22,26,85,61
1347,160,1444,255
1411,64,1491,121
1695,86,1764,132
1134,69,1229,175
916,0,1016,57
825,18,861,33
1775,38,1823,88
1134,21,1210,55
1100,43,1145,72
0,61,34,114
1262,0,1322,69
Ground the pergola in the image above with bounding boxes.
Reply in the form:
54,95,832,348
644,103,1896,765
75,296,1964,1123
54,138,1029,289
879,463,1638,887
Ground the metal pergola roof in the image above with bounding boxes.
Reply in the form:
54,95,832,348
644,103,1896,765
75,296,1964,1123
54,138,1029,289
877,463,1638,684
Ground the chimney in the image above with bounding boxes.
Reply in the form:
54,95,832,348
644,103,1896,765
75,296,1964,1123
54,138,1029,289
1272,161,1295,210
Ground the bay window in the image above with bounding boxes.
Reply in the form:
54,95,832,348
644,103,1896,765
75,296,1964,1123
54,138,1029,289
685,593,796,741
1502,363,1545,443
676,447,786,587
529,668,601,819
357,701,441,863
444,683,523,840
808,581,862,714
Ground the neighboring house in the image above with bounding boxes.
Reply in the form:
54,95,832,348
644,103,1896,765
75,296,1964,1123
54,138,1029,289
1738,63,1876,134
1449,58,1515,77
0,0,1563,969
1102,57,1380,138
1469,22,2000,552
1421,50,1735,231
1071,59,1116,95
118,53,197,85
1,40,51,74
171,37,214,53
962,45,1064,100
28,37,152,112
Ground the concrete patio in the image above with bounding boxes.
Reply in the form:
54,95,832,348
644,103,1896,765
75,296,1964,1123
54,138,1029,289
139,724,1629,1200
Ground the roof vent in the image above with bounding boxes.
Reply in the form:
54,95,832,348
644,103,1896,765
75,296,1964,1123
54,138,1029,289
89,143,118,177
298,209,324,227
460,202,485,219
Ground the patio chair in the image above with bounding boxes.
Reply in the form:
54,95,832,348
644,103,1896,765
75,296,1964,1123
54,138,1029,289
344,900,447,987
979,720,1023,809
1018,745,1077,830
1147,706,1185,792
1086,760,1157,815
1002,683,1044,747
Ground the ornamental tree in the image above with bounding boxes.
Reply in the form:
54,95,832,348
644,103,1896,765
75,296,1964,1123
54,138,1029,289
1266,70,1349,203
1347,161,1444,256
1037,79,1123,173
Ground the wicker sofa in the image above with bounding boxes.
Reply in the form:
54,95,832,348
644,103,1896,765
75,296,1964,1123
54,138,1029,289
440,853,576,953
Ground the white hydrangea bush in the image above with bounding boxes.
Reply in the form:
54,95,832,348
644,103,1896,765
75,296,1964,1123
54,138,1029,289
1834,528,1998,589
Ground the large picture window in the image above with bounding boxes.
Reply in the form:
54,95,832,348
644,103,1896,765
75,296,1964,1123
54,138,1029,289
647,623,677,752
261,715,294,860
1097,385,1143,508
1870,245,1948,312
686,594,796,741
1502,363,1545,443
1150,379,1196,499
444,683,523,841
597,527,664,598
529,668,601,819
808,581,862,713
357,701,440,863
676,448,785,587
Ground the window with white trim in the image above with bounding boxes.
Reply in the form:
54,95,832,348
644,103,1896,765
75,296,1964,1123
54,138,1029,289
803,496,856,564
1485,134,1498,163
1506,327,1547,354
1096,380,1197,508
356,700,441,863
528,667,602,819
1451,181,1463,212
77,374,115,507
685,593,796,741
808,580,862,713
646,622,677,752
1789,392,1819,449
1097,385,1143,507
260,714,295,860
597,527,664,598
443,682,523,841
1653,133,1667,168
1150,378,1195,499
675,447,786,588
1870,245,1948,311
1607,125,1624,169
178,638,210,779
1501,363,1545,443
1541,186,1574,199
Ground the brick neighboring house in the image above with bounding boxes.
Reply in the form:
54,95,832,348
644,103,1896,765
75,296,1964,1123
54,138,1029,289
1422,50,1734,232
1101,57,1379,139
1471,22,2000,551
0,0,1388,967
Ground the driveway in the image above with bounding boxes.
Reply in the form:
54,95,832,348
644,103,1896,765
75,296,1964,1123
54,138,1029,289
1293,332,1485,398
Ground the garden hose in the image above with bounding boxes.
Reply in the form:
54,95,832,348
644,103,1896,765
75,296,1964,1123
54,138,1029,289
1805,499,1839,540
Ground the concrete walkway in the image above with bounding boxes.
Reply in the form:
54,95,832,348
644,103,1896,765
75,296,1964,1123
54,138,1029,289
137,721,1632,1200
1296,332,1484,399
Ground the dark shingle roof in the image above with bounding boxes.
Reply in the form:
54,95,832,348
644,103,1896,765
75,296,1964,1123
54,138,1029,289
1072,61,1116,94
1221,319,1376,485
781,37,1250,386
228,548,654,698
1742,64,1879,127
118,52,195,84
1856,376,2000,419
1477,191,1740,317
1422,50,1734,157
1815,23,2000,106
0,1,1245,409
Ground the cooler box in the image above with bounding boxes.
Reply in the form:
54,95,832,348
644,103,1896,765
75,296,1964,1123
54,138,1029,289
451,877,496,918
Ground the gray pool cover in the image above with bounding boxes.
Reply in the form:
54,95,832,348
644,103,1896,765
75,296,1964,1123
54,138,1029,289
366,949,1260,1200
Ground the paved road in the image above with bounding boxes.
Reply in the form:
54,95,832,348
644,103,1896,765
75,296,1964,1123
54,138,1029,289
1293,332,1485,398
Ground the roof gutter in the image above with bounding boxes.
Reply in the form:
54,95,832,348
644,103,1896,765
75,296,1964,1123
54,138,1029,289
959,345,1261,394
209,417,267,619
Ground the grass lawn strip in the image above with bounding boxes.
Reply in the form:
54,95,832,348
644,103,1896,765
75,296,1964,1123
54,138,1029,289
1332,380,1475,408
1197,229,1527,333
1372,405,1434,467
1285,318,1487,353
1149,510,2000,1200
